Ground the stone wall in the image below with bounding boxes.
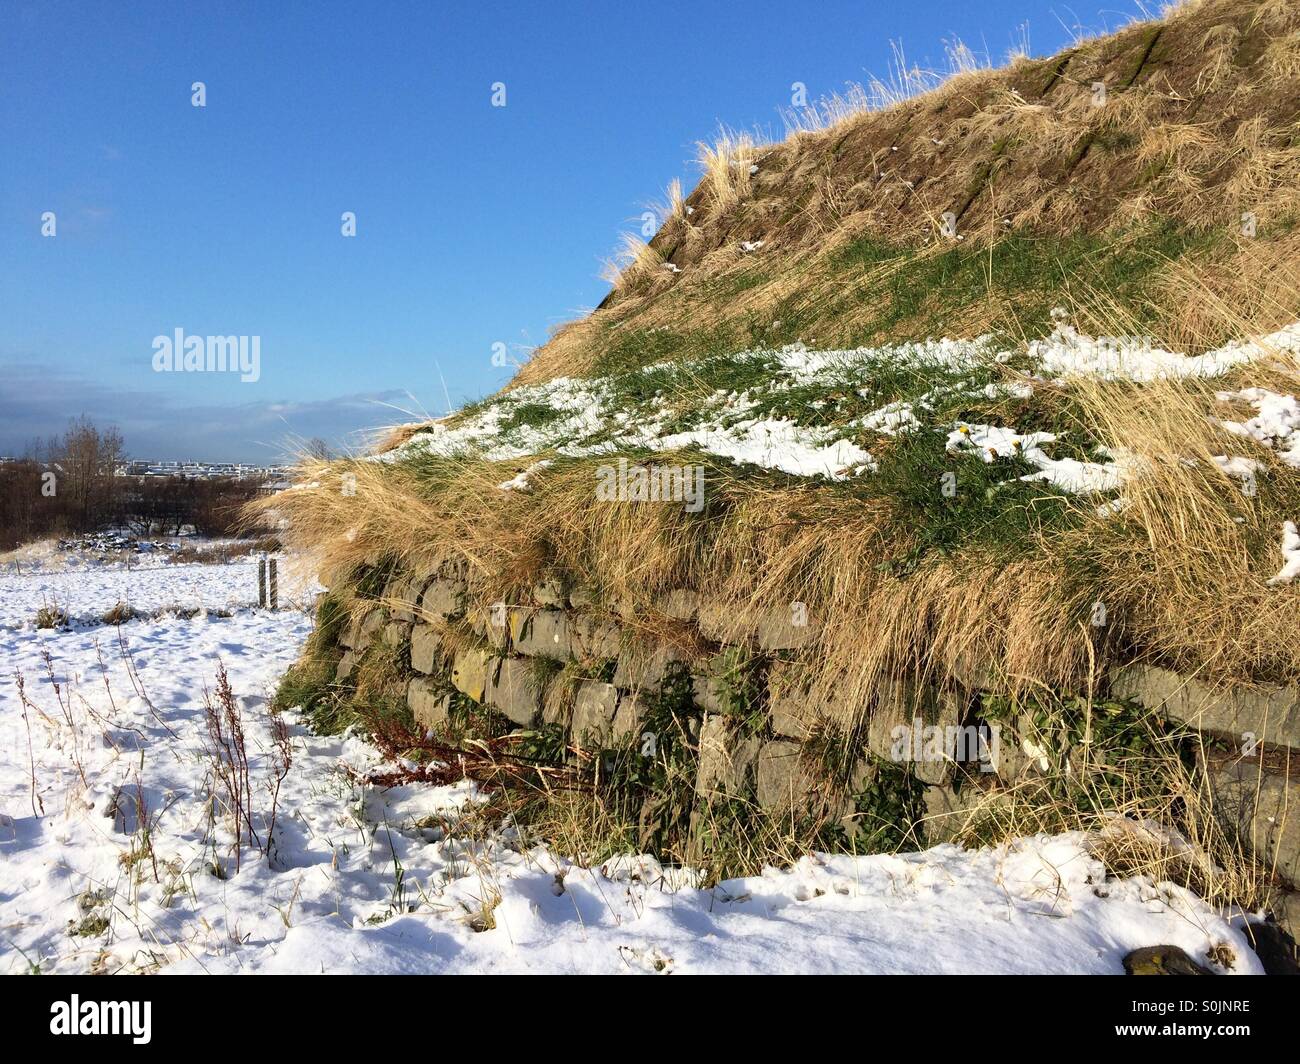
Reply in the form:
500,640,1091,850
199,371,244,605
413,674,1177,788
325,559,1300,938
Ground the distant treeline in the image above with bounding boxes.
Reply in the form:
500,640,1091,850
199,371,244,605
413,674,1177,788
0,417,272,551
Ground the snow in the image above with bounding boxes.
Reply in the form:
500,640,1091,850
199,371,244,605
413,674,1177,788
1032,319,1300,382
381,320,1300,503
946,423,1135,493
0,553,1271,974
1218,387,1300,468
1266,521,1300,586
0,558,313,630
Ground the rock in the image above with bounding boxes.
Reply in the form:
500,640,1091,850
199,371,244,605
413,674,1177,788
697,714,760,800
1271,890,1300,947
450,648,494,703
754,607,815,651
418,577,466,621
866,679,963,786
766,661,835,740
410,625,442,674
509,609,572,658
571,681,622,745
384,574,425,622
570,615,621,660
1110,663,1300,752
380,621,410,648
612,644,689,692
756,740,809,811
696,599,749,644
658,589,699,622
612,692,644,743
1122,945,1214,975
532,574,569,608
487,656,541,726
1244,916,1300,976
1202,754,1300,885
334,649,360,683
691,674,729,715
340,608,384,649
921,782,980,845
408,677,450,730
467,604,510,649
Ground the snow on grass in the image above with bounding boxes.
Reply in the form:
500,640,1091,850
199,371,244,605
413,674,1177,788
1266,521,1300,586
0,554,1268,974
383,318,1300,497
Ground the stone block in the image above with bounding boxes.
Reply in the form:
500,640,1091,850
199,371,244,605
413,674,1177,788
418,576,466,621
509,609,572,658
658,589,699,622
340,608,385,649
571,680,622,745
570,614,622,660
1110,664,1300,752
451,648,494,703
410,624,442,674
334,649,360,683
696,714,760,801
487,656,541,726
756,740,810,811
612,644,688,692
532,574,569,608
381,620,410,648
384,574,425,622
1204,754,1299,886
754,607,816,651
408,677,450,730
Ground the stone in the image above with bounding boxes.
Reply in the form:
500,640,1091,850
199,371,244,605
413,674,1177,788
766,662,835,740
921,782,981,845
509,609,572,658
1244,913,1299,975
612,644,689,692
532,574,569,608
450,648,494,703
691,674,729,716
408,677,450,730
571,681,622,745
410,625,442,674
1110,663,1300,752
380,621,410,648
611,692,644,742
754,607,816,651
658,589,699,622
696,714,760,800
1122,946,1214,976
696,599,749,644
1203,754,1299,886
334,649,360,683
340,608,385,649
865,679,963,786
418,577,466,621
570,614,622,660
756,740,810,811
487,656,541,726
467,604,510,649
384,574,425,622
1271,891,1300,947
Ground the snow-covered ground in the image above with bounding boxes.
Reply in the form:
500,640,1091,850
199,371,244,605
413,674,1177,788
0,552,1268,974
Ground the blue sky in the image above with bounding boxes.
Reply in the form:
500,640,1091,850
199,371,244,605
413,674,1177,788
1,0,1148,462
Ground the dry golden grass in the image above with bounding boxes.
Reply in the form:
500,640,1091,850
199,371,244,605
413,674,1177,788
949,727,1274,914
